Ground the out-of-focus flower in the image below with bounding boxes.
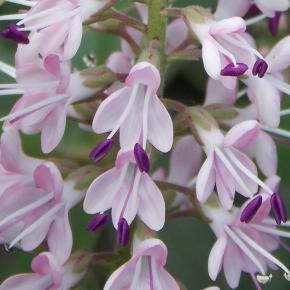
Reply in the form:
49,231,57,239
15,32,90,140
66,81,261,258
104,238,180,290
0,251,88,290
0,161,83,263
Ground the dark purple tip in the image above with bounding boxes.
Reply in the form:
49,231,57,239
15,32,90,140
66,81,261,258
252,59,268,78
89,139,113,163
134,143,150,173
0,24,29,44
220,63,248,77
86,213,108,232
240,195,262,223
268,12,282,36
271,193,288,224
247,5,260,17
117,218,130,246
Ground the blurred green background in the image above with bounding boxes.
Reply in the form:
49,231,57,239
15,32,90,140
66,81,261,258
0,0,290,289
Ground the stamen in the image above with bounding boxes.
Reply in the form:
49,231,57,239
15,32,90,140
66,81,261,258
117,217,130,246
268,12,282,36
89,139,113,163
0,24,29,44
107,84,139,140
0,94,69,122
134,143,150,173
0,88,24,95
86,213,108,232
0,61,16,78
9,203,64,249
263,126,290,139
214,147,251,196
220,63,248,77
280,109,290,116
225,226,266,275
245,14,267,26
237,88,247,99
240,195,262,223
0,192,54,229
0,14,26,21
142,87,151,148
284,272,290,281
225,148,273,195
19,8,81,31
270,193,288,224
252,59,268,78
235,228,290,274
250,224,290,238
0,81,58,89
266,75,290,95
17,2,73,26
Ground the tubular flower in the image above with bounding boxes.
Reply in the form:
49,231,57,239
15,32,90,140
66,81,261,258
0,162,84,263
104,238,180,290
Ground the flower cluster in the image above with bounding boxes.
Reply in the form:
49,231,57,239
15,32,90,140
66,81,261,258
0,0,289,289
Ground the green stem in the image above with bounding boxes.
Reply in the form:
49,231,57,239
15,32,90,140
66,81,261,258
147,0,168,88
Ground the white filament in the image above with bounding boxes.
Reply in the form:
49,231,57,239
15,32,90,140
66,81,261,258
0,14,26,21
6,0,36,6
246,14,267,26
142,87,151,149
0,61,16,78
250,224,290,239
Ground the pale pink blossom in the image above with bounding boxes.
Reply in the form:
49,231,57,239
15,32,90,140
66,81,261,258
0,161,83,263
93,62,173,152
196,120,262,209
0,251,87,290
206,177,290,288
104,238,180,290
84,149,165,232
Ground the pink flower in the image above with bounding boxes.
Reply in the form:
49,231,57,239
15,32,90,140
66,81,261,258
92,62,173,152
244,36,290,127
196,120,262,209
0,128,41,195
0,251,87,290
2,0,112,59
185,8,266,89
1,53,97,153
0,161,83,263
206,179,290,289
104,238,180,290
84,149,165,233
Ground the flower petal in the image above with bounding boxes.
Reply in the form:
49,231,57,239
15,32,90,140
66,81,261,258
202,37,221,80
209,17,246,36
83,167,119,214
147,95,173,153
196,153,215,203
208,233,228,281
138,173,165,231
223,120,260,148
214,0,251,19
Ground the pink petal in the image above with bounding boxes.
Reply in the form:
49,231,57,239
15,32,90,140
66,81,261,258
255,0,290,16
125,62,161,95
92,87,129,134
252,132,277,177
83,168,119,214
223,120,260,148
202,37,221,80
209,17,246,36
215,156,235,210
31,252,61,284
64,15,83,59
135,3,148,24
166,19,188,53
33,162,63,200
247,78,281,127
196,153,215,203
104,260,136,290
111,169,139,229
223,241,242,288
168,135,202,185
208,233,228,280
41,103,68,154
215,0,251,19
0,274,49,290
147,94,173,153
266,36,290,73
106,51,132,74
47,211,72,264
204,78,237,105
138,173,165,231
119,94,143,150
